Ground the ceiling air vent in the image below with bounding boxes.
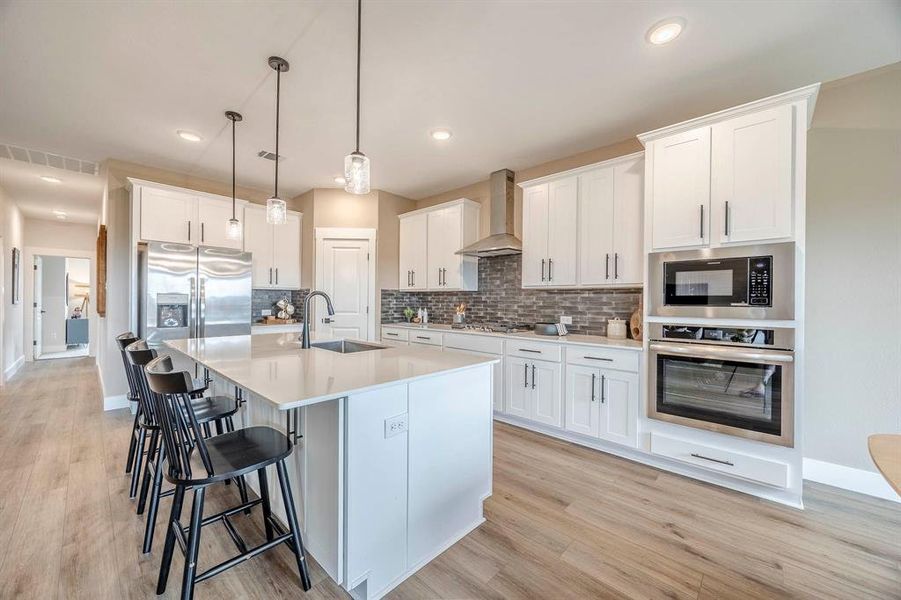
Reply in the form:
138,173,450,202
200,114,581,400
0,143,99,175
257,150,286,162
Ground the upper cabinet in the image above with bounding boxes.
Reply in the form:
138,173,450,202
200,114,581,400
640,84,819,251
134,180,244,250
398,199,480,292
520,152,644,289
244,204,302,290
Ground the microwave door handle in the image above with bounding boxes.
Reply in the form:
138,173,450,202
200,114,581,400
649,342,794,363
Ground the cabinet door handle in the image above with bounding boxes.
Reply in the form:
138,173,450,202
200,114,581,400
385,332,399,337
548,258,553,281
531,364,536,389
600,374,606,403
614,253,619,279
524,363,528,388
412,270,415,286
275,268,279,285
605,253,610,280
518,348,542,354
724,200,730,237
583,356,612,362
201,222,205,243
690,453,734,467
188,221,191,242
415,335,431,340
541,259,545,282
699,204,705,239
269,267,273,285
591,373,596,402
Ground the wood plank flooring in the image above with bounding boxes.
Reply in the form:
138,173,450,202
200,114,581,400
0,357,898,599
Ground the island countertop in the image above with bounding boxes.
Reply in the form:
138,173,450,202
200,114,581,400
164,332,498,410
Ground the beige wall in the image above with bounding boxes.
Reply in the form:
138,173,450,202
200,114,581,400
415,137,644,238
377,190,417,291
805,63,901,472
0,185,25,380
294,190,315,289
24,218,96,252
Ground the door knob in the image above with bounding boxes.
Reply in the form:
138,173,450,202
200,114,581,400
322,317,334,324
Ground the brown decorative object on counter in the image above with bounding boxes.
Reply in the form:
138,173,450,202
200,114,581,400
629,298,643,341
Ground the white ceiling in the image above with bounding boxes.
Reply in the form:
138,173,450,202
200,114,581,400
1,0,899,210
0,158,103,224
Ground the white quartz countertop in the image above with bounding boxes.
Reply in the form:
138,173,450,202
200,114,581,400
164,333,498,410
381,322,643,351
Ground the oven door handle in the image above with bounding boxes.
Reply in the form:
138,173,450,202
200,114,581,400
649,343,794,363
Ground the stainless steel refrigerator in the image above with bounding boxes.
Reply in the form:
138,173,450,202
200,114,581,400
138,242,252,347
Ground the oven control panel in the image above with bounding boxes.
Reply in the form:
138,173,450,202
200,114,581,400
748,257,772,306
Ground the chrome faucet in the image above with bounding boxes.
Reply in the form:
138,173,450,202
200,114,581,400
301,290,336,349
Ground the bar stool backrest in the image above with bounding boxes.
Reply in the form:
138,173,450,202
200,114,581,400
116,332,140,401
144,354,214,481
125,340,160,427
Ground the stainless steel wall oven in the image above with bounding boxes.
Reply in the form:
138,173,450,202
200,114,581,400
648,323,795,447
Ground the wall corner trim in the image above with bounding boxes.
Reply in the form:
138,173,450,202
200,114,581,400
803,457,899,503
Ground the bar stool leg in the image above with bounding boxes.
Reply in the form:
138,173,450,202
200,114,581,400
157,484,186,595
125,406,141,474
257,467,274,542
130,427,147,498
276,459,312,591
181,486,206,600
142,445,166,554
136,429,159,514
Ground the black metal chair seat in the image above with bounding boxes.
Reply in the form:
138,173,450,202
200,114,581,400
171,426,292,486
190,394,239,423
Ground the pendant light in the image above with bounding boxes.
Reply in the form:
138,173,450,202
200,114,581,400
344,0,370,195
225,110,243,241
266,56,290,224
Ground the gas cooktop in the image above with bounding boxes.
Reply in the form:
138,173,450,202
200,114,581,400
454,322,531,334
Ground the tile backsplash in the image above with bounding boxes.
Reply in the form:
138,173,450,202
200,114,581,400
381,255,641,336
252,289,309,322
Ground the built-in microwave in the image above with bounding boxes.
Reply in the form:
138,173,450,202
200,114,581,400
648,243,795,320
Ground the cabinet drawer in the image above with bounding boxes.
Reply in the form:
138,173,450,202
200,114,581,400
443,333,504,355
505,339,562,362
381,327,409,342
650,433,788,489
566,346,639,372
409,331,443,346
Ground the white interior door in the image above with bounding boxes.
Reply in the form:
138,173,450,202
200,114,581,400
319,238,371,340
33,256,43,359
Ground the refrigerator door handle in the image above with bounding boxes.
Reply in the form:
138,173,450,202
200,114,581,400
189,276,197,338
198,278,206,338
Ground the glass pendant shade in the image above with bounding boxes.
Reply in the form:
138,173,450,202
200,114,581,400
344,151,370,195
266,196,287,225
226,217,242,241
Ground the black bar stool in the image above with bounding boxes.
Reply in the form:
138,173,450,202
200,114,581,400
145,354,311,599
116,332,142,481
126,340,247,554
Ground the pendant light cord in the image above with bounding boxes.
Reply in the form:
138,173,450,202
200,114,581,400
355,0,361,153
231,117,237,219
275,66,281,198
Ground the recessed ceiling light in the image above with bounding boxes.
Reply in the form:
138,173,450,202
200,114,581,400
177,130,203,142
430,128,453,141
40,175,62,183
646,17,685,45
334,176,346,185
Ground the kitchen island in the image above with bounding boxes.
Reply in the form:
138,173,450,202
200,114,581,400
164,333,496,600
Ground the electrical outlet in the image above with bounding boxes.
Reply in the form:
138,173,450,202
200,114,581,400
560,316,573,325
261,309,272,317
384,413,408,438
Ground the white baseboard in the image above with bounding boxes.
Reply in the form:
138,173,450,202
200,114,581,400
3,355,25,381
803,458,899,503
103,393,130,411
42,344,68,354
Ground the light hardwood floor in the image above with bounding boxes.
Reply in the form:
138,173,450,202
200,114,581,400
0,357,898,599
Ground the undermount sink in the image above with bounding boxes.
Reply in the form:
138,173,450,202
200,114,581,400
310,340,386,354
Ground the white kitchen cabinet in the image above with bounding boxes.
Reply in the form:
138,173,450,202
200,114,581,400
503,355,562,427
648,126,711,251
712,104,794,244
564,363,638,447
197,196,243,249
244,203,302,289
577,154,644,286
140,186,195,244
521,176,578,287
398,213,428,290
398,199,479,291
564,364,601,437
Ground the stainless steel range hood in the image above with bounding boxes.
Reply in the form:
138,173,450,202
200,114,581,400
456,168,522,257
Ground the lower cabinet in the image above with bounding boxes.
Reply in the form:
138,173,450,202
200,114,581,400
505,356,563,428
564,363,638,447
